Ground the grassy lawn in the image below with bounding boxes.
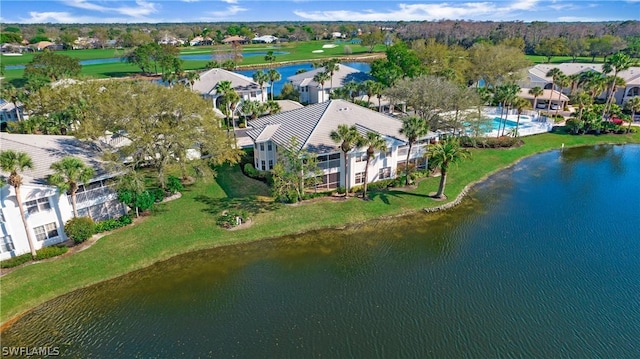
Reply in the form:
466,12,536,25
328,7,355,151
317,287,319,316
2,41,386,86
1,129,639,326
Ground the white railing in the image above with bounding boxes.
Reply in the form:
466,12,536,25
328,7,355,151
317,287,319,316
74,185,118,205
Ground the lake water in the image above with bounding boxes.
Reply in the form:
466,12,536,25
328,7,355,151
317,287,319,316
236,62,371,96
2,145,639,357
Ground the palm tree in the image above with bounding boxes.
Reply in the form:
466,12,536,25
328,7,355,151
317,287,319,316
361,80,376,108
513,97,531,137
264,51,276,68
624,97,640,133
313,71,330,103
252,70,269,102
370,81,385,112
602,75,626,118
343,81,359,102
500,83,520,137
49,157,95,218
325,59,340,89
399,116,429,186
555,74,571,116
0,150,36,258
571,90,593,123
267,69,281,101
602,52,632,117
185,71,200,90
330,124,360,195
528,86,544,115
215,80,239,130
545,68,564,112
428,138,470,199
361,132,387,199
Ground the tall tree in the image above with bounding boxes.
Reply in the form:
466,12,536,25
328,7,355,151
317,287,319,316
215,80,240,131
0,84,24,122
0,150,37,258
513,97,531,137
528,86,544,114
360,132,387,199
399,116,429,186
48,157,95,218
313,71,330,103
602,52,632,117
428,138,470,199
24,51,81,81
267,69,281,101
252,70,269,102
330,124,360,195
545,68,564,112
624,97,640,133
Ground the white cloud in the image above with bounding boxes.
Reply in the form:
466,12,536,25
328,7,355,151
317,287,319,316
222,0,239,3
207,5,247,18
61,0,158,18
17,11,155,23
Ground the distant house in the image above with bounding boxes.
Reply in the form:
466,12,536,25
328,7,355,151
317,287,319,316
0,133,127,260
158,34,184,46
32,41,62,51
287,64,371,104
190,68,267,112
246,99,438,190
521,63,640,108
221,36,248,45
251,35,278,44
189,35,213,46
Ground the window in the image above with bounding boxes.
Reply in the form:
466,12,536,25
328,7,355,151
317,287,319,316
261,160,266,171
0,236,14,253
268,160,273,170
260,143,265,151
385,149,392,158
24,197,51,215
355,153,366,162
0,209,4,223
355,172,365,184
379,167,391,179
33,222,59,242
267,142,272,151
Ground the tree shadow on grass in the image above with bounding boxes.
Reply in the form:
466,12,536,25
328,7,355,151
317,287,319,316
194,195,281,217
368,188,434,205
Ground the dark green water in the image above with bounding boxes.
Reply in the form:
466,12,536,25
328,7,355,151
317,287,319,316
3,145,640,358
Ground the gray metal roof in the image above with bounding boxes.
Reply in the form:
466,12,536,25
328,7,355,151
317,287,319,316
192,68,262,96
0,133,111,186
246,99,437,154
287,64,371,89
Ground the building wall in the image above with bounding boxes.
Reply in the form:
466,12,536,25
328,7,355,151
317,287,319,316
253,140,277,171
0,180,126,260
1,184,70,260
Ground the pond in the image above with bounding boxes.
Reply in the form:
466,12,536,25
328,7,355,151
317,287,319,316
235,62,371,96
2,145,639,357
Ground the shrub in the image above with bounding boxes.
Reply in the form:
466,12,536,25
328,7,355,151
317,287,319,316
35,245,68,260
95,215,133,233
243,163,260,178
166,175,184,194
149,188,165,202
216,210,248,229
64,216,96,244
336,186,346,194
368,179,394,190
0,253,32,268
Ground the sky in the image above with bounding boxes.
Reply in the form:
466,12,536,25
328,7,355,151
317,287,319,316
0,0,638,24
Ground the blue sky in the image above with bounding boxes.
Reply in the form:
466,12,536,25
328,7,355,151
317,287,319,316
0,0,638,24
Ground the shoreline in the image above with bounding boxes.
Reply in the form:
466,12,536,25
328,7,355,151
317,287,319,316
1,136,639,328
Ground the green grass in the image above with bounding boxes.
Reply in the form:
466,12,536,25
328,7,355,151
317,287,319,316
2,129,639,326
2,41,386,86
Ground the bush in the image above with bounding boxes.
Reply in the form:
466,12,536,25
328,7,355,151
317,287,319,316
95,215,133,233
244,163,260,178
0,246,69,268
216,210,248,229
166,175,184,194
461,136,521,148
64,216,96,244
149,188,165,202
34,245,68,261
368,179,395,190
0,253,32,268
336,186,346,194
